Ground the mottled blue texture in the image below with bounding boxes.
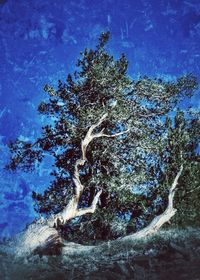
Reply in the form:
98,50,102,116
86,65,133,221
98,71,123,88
0,0,199,238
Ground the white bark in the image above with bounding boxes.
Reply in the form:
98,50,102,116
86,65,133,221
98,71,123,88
121,165,183,241
49,113,129,226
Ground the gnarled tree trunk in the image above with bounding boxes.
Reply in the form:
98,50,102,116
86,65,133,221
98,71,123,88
10,114,183,257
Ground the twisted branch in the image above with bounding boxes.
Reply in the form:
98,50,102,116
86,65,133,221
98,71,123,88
52,113,129,225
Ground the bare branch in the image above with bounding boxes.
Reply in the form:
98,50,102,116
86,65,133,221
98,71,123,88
168,165,183,210
51,113,129,225
81,113,108,160
186,185,200,194
122,165,183,240
81,113,129,159
77,189,103,217
101,129,130,138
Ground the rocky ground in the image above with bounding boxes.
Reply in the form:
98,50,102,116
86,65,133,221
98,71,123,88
0,228,200,279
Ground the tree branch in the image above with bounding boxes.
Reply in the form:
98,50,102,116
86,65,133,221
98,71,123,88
77,189,103,217
121,165,183,241
51,113,129,226
168,165,183,210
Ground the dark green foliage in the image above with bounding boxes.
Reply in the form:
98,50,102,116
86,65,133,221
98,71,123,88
7,32,199,241
160,110,200,227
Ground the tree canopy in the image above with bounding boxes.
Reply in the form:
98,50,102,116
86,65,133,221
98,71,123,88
8,32,199,242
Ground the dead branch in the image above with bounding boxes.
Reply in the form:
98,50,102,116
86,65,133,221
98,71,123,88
121,165,183,241
51,113,129,225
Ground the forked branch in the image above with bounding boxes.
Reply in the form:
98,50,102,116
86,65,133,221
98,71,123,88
51,113,129,225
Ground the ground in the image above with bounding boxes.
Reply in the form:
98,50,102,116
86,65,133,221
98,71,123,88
1,228,200,279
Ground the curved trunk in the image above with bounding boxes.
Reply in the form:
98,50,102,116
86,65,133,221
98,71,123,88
121,165,183,241
9,114,183,257
11,165,183,257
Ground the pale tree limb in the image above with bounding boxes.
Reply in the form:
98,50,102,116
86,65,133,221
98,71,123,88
186,185,200,194
76,189,103,217
49,113,129,226
101,130,130,138
121,165,183,241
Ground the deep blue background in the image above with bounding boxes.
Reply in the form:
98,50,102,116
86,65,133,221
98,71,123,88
0,0,200,238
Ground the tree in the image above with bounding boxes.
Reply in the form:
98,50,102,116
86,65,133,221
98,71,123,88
7,32,199,251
